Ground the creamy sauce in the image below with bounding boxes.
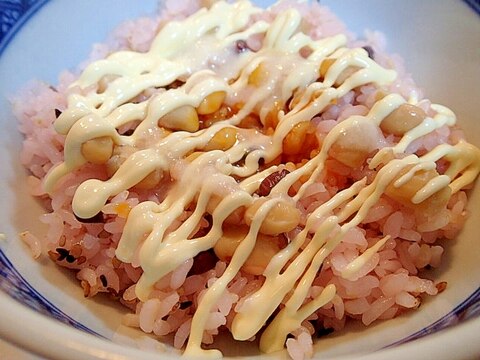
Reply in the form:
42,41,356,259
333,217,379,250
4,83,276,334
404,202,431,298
44,1,480,357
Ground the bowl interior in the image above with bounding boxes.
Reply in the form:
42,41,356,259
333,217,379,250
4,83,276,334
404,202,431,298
0,0,479,358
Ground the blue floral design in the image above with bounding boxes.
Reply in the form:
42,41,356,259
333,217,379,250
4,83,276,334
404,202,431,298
0,0,37,39
0,249,99,335
389,287,480,347
464,0,480,14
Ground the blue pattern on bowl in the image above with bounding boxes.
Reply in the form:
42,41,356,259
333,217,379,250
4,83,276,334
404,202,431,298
390,287,480,346
0,249,98,335
465,0,480,13
0,0,48,54
0,0,479,52
0,0,479,349
0,0,36,37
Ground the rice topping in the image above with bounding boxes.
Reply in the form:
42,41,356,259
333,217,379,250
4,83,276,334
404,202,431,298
14,1,480,359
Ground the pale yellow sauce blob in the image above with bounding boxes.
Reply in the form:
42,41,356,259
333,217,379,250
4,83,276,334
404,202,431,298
43,1,480,358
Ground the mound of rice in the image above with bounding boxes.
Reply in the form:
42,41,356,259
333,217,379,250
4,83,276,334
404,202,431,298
12,1,479,359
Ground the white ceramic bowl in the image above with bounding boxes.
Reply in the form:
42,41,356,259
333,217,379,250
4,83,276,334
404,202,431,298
0,1,479,359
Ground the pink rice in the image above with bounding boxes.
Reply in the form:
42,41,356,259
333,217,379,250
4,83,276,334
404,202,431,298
12,1,471,359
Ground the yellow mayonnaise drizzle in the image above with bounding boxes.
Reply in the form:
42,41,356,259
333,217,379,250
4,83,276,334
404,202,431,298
44,1,480,357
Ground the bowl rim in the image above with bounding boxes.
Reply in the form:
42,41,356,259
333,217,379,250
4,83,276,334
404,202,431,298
1,290,480,360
